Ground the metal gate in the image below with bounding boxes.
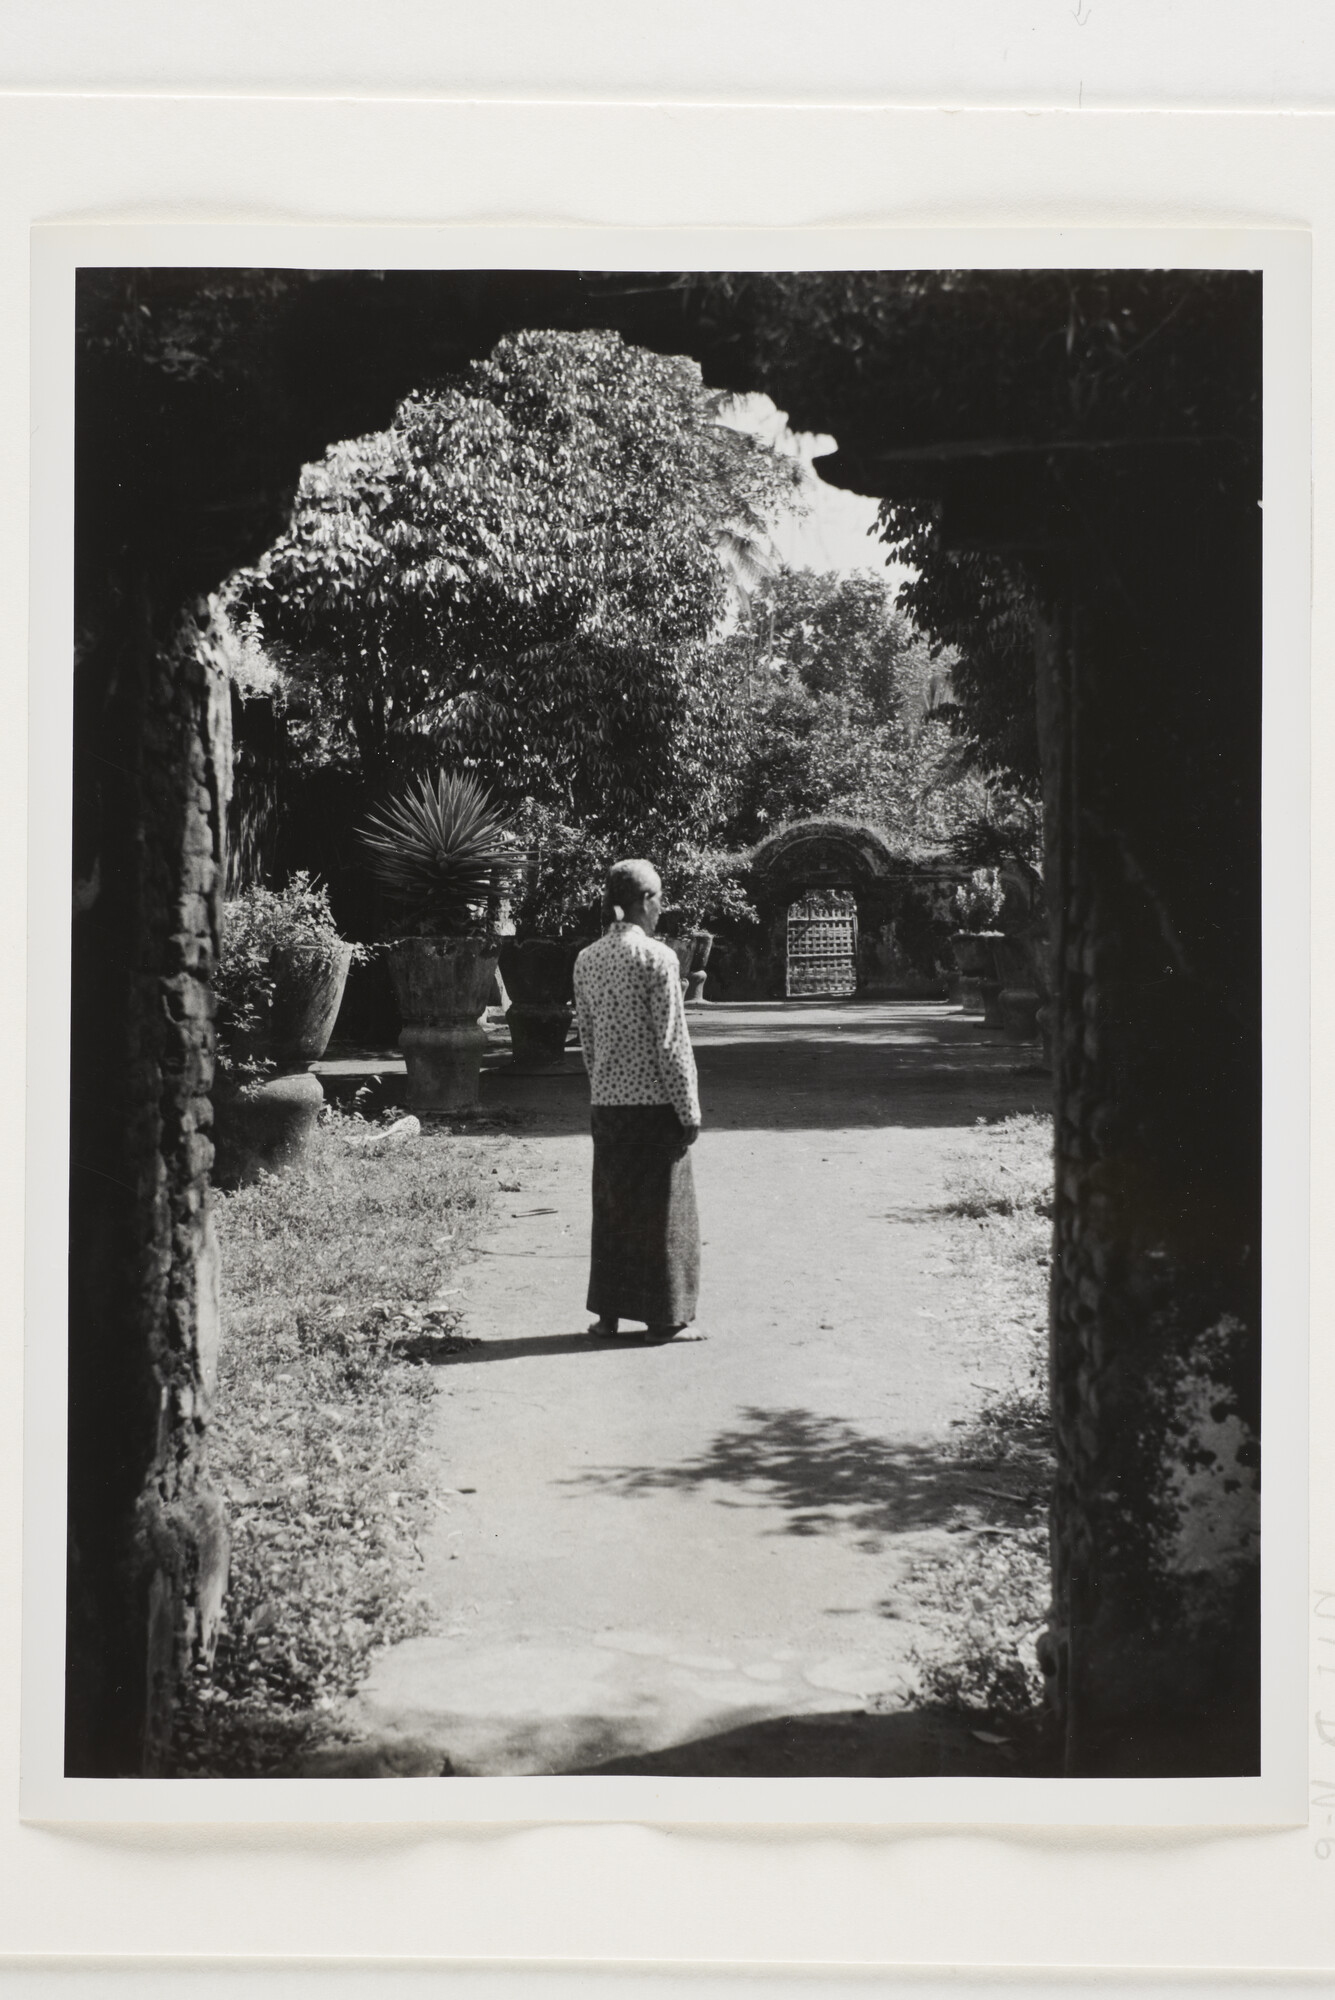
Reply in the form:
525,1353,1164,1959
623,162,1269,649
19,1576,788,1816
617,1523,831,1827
786,891,858,996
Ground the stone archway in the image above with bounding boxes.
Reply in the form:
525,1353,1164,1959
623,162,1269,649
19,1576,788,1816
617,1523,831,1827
748,819,957,1000
70,269,1262,1780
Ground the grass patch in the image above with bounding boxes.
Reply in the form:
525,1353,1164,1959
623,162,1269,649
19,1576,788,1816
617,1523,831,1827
170,1111,494,1777
944,1110,1055,1220
903,1111,1057,1735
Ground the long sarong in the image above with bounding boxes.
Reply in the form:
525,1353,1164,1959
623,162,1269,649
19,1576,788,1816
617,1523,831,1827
587,1103,700,1326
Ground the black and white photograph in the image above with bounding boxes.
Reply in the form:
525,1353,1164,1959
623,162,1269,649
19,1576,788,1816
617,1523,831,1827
50,248,1283,1802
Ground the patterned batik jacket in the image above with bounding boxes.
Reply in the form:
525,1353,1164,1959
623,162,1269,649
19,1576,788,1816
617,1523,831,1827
572,922,702,1130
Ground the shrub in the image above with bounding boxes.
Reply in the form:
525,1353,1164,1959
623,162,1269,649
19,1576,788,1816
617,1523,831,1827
506,801,611,938
216,873,360,1086
663,848,759,933
952,866,1004,933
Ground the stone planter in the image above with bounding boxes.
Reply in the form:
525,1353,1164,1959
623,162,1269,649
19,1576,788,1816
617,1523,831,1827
684,930,715,1006
998,986,1043,1040
211,937,353,1186
387,935,501,1113
269,939,354,1067
991,932,1043,1043
497,936,588,1071
666,936,694,986
967,929,1007,1026
950,930,992,1012
665,930,715,1001
1028,931,1055,1063
212,1072,326,1190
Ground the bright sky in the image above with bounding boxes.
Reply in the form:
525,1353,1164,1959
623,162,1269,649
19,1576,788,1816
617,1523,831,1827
717,390,915,598
771,471,915,595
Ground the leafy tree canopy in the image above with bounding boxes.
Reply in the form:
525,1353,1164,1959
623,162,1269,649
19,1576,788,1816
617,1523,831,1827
877,512,1043,794
708,567,994,858
235,328,802,845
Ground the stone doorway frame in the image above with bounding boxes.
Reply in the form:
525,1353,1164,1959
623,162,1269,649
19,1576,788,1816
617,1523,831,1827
63,265,1266,1784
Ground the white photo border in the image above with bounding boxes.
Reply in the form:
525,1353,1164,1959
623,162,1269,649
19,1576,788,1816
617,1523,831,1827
22,220,1311,1829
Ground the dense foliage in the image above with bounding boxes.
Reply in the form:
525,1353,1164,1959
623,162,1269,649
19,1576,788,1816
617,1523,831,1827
236,328,801,848
876,520,1043,793
952,867,1005,933
696,269,1262,470
505,801,612,938
710,567,991,855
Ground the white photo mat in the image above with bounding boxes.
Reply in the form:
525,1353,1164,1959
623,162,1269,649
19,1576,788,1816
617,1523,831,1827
21,219,1310,1831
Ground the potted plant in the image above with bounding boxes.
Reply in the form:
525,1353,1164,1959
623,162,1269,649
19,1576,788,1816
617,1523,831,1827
659,925,714,1001
212,873,360,1186
663,928,695,986
950,868,1005,1018
975,859,1048,1045
494,805,609,1071
665,850,756,1006
359,770,522,1113
683,930,715,1005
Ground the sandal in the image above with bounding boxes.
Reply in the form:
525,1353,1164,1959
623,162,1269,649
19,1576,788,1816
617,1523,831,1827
587,1318,640,1339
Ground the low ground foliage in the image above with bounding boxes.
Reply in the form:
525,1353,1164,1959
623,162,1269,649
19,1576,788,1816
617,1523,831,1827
904,1111,1056,1734
171,1114,493,1776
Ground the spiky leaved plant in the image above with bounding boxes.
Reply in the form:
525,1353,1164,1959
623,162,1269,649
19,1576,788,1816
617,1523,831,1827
358,770,521,936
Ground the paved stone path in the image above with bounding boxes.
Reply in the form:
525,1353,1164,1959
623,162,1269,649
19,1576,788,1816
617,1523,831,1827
328,1000,1049,1777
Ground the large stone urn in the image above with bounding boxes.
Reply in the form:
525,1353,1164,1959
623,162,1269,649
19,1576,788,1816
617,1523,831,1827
1028,929,1055,1062
666,935,694,986
388,935,501,1113
212,1071,326,1189
212,937,352,1187
950,930,991,1012
269,939,354,1067
497,936,588,1071
963,929,1007,1025
684,930,714,1006
992,932,1043,1042
665,930,714,999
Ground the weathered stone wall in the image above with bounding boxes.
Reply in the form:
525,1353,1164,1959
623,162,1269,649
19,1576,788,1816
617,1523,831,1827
1038,464,1261,1776
67,604,232,1775
858,876,961,996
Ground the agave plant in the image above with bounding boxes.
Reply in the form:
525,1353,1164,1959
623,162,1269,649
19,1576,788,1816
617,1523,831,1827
358,770,522,936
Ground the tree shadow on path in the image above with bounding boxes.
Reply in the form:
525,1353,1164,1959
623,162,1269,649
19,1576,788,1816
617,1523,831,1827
564,1404,1040,1548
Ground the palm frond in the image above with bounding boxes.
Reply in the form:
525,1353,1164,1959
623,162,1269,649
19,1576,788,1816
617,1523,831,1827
358,769,521,935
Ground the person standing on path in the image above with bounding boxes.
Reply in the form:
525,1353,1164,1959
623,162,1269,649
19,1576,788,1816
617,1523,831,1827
573,859,701,1342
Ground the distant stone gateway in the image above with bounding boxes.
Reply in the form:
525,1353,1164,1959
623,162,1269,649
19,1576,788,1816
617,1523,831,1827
746,818,963,1000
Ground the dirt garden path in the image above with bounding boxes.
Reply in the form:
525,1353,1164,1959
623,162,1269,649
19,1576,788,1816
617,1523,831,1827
329,1000,1051,1777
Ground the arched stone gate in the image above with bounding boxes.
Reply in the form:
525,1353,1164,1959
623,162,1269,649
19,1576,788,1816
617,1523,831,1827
748,819,956,999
